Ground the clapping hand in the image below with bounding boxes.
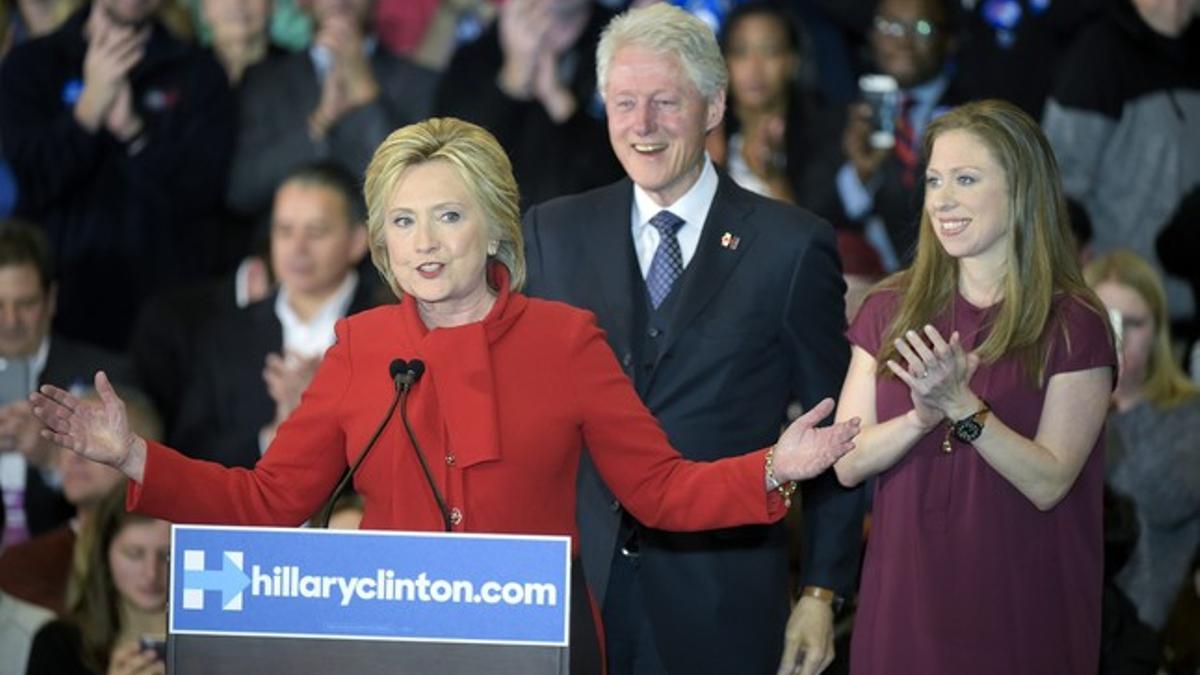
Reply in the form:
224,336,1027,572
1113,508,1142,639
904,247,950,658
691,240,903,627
885,325,981,426
75,5,148,132
771,398,860,482
29,371,148,482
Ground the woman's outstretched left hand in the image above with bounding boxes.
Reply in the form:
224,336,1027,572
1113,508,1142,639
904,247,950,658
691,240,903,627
772,398,861,482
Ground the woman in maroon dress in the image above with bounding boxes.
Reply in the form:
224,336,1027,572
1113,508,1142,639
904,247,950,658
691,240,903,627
832,100,1117,674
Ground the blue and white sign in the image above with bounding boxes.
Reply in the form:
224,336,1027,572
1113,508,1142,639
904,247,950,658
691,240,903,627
170,525,571,646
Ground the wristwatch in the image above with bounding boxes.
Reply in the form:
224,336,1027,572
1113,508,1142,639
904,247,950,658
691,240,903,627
801,585,845,615
950,403,990,443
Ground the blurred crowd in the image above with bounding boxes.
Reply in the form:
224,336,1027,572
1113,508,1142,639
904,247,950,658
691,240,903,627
0,0,1195,673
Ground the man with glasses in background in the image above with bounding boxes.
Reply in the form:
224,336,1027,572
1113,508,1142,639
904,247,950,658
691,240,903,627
837,0,961,269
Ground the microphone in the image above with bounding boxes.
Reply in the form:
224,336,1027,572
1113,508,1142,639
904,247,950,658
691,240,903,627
316,359,411,528
393,359,453,532
318,358,452,532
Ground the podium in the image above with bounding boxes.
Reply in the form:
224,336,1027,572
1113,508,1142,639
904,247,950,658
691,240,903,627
166,525,572,674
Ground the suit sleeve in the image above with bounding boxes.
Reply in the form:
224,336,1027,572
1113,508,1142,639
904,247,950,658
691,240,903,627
568,314,789,530
226,67,320,217
0,46,109,213
127,320,356,526
785,221,865,597
170,340,262,469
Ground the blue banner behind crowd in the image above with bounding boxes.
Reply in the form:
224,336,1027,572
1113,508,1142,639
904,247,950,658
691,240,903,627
170,525,571,646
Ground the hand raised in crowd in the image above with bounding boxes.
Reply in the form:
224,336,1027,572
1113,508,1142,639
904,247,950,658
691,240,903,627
497,0,552,99
0,400,59,469
886,325,982,426
842,103,891,186
105,81,145,144
778,594,836,675
106,640,165,675
30,371,148,483
309,14,379,139
743,114,797,202
263,351,320,426
75,5,148,133
771,398,860,482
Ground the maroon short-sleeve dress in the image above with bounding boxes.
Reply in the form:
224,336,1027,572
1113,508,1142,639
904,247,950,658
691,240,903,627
847,290,1116,675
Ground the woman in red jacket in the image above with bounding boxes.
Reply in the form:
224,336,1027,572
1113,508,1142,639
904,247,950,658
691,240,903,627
30,117,859,674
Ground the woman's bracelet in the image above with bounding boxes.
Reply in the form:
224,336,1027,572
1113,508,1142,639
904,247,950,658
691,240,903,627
765,447,798,508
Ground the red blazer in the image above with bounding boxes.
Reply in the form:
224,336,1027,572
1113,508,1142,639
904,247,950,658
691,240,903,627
129,269,785,551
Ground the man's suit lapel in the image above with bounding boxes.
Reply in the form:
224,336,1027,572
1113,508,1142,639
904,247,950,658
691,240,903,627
655,175,758,363
580,180,640,356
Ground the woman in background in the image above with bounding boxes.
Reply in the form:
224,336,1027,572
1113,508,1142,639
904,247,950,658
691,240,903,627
25,486,169,675
1085,249,1200,636
715,1,843,220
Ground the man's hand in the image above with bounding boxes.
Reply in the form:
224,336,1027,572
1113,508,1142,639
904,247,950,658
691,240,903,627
263,351,320,425
309,15,378,139
778,596,835,675
105,81,145,143
75,8,147,132
842,103,890,186
497,0,554,99
0,400,58,469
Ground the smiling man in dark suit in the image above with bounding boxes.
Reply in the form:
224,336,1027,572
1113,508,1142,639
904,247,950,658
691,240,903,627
522,5,862,675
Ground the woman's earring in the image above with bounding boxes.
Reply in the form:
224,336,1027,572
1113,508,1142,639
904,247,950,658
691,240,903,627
488,241,499,256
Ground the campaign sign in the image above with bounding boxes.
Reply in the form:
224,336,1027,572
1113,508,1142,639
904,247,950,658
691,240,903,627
170,525,570,646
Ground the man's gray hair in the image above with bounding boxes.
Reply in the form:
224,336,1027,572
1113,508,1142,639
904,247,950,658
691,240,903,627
596,3,728,102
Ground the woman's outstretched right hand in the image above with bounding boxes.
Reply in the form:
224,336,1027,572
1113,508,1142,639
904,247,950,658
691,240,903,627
29,370,147,483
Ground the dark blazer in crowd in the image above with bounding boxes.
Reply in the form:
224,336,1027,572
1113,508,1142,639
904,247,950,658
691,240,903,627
523,173,862,674
226,46,438,222
170,279,379,469
0,8,236,352
435,5,623,208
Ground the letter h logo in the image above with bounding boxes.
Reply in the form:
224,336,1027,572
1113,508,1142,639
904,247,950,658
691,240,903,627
182,549,251,611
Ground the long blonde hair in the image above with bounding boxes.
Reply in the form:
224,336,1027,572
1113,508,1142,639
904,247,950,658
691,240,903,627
1084,249,1198,407
874,99,1105,384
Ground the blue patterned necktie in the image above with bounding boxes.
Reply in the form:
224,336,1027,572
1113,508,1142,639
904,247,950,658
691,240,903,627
645,210,685,309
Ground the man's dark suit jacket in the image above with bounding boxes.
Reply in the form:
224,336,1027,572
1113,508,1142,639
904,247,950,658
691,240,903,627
23,336,135,537
226,46,438,221
523,174,863,674
171,280,380,469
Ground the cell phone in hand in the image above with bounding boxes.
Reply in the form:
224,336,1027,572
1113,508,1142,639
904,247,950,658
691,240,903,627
139,633,167,661
858,74,900,149
0,357,30,405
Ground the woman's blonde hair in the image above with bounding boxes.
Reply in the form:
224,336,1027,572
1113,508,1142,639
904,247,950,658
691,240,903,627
1084,249,1198,406
362,117,524,299
874,99,1105,383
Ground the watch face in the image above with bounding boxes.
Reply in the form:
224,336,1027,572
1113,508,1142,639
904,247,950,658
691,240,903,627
953,418,983,442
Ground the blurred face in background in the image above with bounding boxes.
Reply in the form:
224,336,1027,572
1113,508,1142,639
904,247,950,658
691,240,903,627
870,0,952,88
725,13,797,113
270,181,367,301
109,519,170,613
1131,0,1199,37
1094,280,1155,393
60,450,124,510
202,0,272,44
0,264,53,358
97,0,162,27
303,0,374,29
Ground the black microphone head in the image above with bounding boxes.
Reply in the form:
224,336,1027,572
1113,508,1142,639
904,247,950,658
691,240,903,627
389,359,408,381
407,360,426,382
